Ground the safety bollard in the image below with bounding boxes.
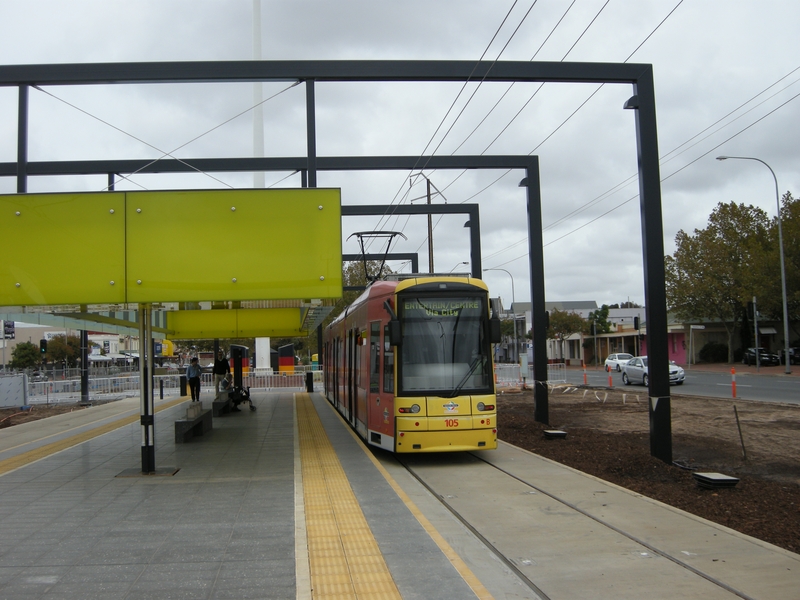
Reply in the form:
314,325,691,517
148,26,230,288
731,367,737,398
608,371,613,388
305,371,314,393
583,367,588,386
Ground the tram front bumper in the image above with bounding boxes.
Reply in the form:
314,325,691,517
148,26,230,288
394,427,497,452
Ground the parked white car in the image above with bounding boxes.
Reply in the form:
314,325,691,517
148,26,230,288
621,356,685,386
604,353,633,372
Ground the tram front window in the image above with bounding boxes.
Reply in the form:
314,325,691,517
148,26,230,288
399,296,491,395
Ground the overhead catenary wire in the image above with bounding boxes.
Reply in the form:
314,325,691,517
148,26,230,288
486,88,800,268
31,80,301,191
391,0,630,260
484,66,800,264
367,0,534,248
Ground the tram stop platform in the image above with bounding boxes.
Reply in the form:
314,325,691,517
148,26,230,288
0,390,797,599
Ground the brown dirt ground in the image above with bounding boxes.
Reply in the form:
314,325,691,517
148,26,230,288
0,403,90,429
497,385,800,554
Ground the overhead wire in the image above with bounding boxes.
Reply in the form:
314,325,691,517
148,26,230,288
485,64,800,261
31,80,301,191
403,0,613,258
488,88,800,267
366,0,529,249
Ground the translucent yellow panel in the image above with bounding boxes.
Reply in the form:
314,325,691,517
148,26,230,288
236,307,305,337
0,193,127,306
126,189,342,303
167,308,305,339
167,309,238,339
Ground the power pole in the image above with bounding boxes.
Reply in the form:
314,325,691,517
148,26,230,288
427,178,434,273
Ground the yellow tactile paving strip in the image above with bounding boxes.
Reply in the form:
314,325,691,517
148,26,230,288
318,398,494,600
296,393,402,600
0,396,188,476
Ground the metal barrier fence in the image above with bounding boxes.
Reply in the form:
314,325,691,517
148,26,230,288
494,363,567,385
25,370,323,405
24,364,576,404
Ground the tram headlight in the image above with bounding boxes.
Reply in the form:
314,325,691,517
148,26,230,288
410,404,420,414
399,404,421,414
477,402,495,411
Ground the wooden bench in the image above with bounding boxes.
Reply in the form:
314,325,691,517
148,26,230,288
174,404,213,443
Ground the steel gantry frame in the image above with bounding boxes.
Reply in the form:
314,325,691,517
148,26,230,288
0,60,672,465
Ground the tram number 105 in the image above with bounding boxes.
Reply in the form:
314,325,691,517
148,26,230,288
444,419,459,428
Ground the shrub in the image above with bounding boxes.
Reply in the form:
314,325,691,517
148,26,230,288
698,341,728,363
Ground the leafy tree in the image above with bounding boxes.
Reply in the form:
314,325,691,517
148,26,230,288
46,334,82,367
332,260,392,318
665,202,770,362
546,308,585,361
500,319,516,338
756,192,800,338
10,342,40,370
586,304,612,335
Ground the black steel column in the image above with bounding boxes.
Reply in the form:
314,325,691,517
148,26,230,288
17,85,28,193
139,306,155,473
467,206,482,277
522,164,548,424
305,80,317,187
631,69,672,463
80,330,89,404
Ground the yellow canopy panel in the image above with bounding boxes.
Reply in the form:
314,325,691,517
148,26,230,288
167,307,312,339
0,188,342,306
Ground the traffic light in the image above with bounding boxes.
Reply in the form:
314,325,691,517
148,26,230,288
633,316,640,330
40,339,47,354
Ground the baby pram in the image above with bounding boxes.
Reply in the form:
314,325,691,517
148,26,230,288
225,345,256,412
228,385,255,412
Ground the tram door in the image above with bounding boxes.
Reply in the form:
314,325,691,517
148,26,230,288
347,328,356,424
333,338,340,409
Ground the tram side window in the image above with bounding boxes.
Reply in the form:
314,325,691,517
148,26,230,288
383,324,394,393
369,322,380,393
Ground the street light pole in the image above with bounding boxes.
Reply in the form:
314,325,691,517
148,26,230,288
717,156,791,374
484,268,517,363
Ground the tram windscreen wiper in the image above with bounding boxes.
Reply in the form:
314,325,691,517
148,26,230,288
447,355,482,398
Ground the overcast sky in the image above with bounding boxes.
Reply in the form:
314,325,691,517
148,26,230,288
1,1,798,310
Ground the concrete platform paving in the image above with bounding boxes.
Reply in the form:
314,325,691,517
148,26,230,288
0,390,797,599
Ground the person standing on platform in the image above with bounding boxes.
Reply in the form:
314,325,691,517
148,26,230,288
213,350,230,395
187,357,202,402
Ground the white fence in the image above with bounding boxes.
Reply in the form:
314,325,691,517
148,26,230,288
23,369,323,405
20,364,571,405
494,363,567,386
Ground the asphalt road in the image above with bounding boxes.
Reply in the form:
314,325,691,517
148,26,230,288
563,367,800,406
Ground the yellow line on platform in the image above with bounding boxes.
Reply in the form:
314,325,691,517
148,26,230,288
295,393,402,600
0,396,188,477
319,397,494,600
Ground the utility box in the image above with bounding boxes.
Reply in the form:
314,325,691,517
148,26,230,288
0,374,27,407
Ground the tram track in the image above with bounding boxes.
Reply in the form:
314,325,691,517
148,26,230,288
395,451,551,600
395,448,757,600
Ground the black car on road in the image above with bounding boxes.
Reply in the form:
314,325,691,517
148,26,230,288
742,347,780,366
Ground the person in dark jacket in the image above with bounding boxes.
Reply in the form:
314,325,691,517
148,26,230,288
212,350,230,395
186,357,202,402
